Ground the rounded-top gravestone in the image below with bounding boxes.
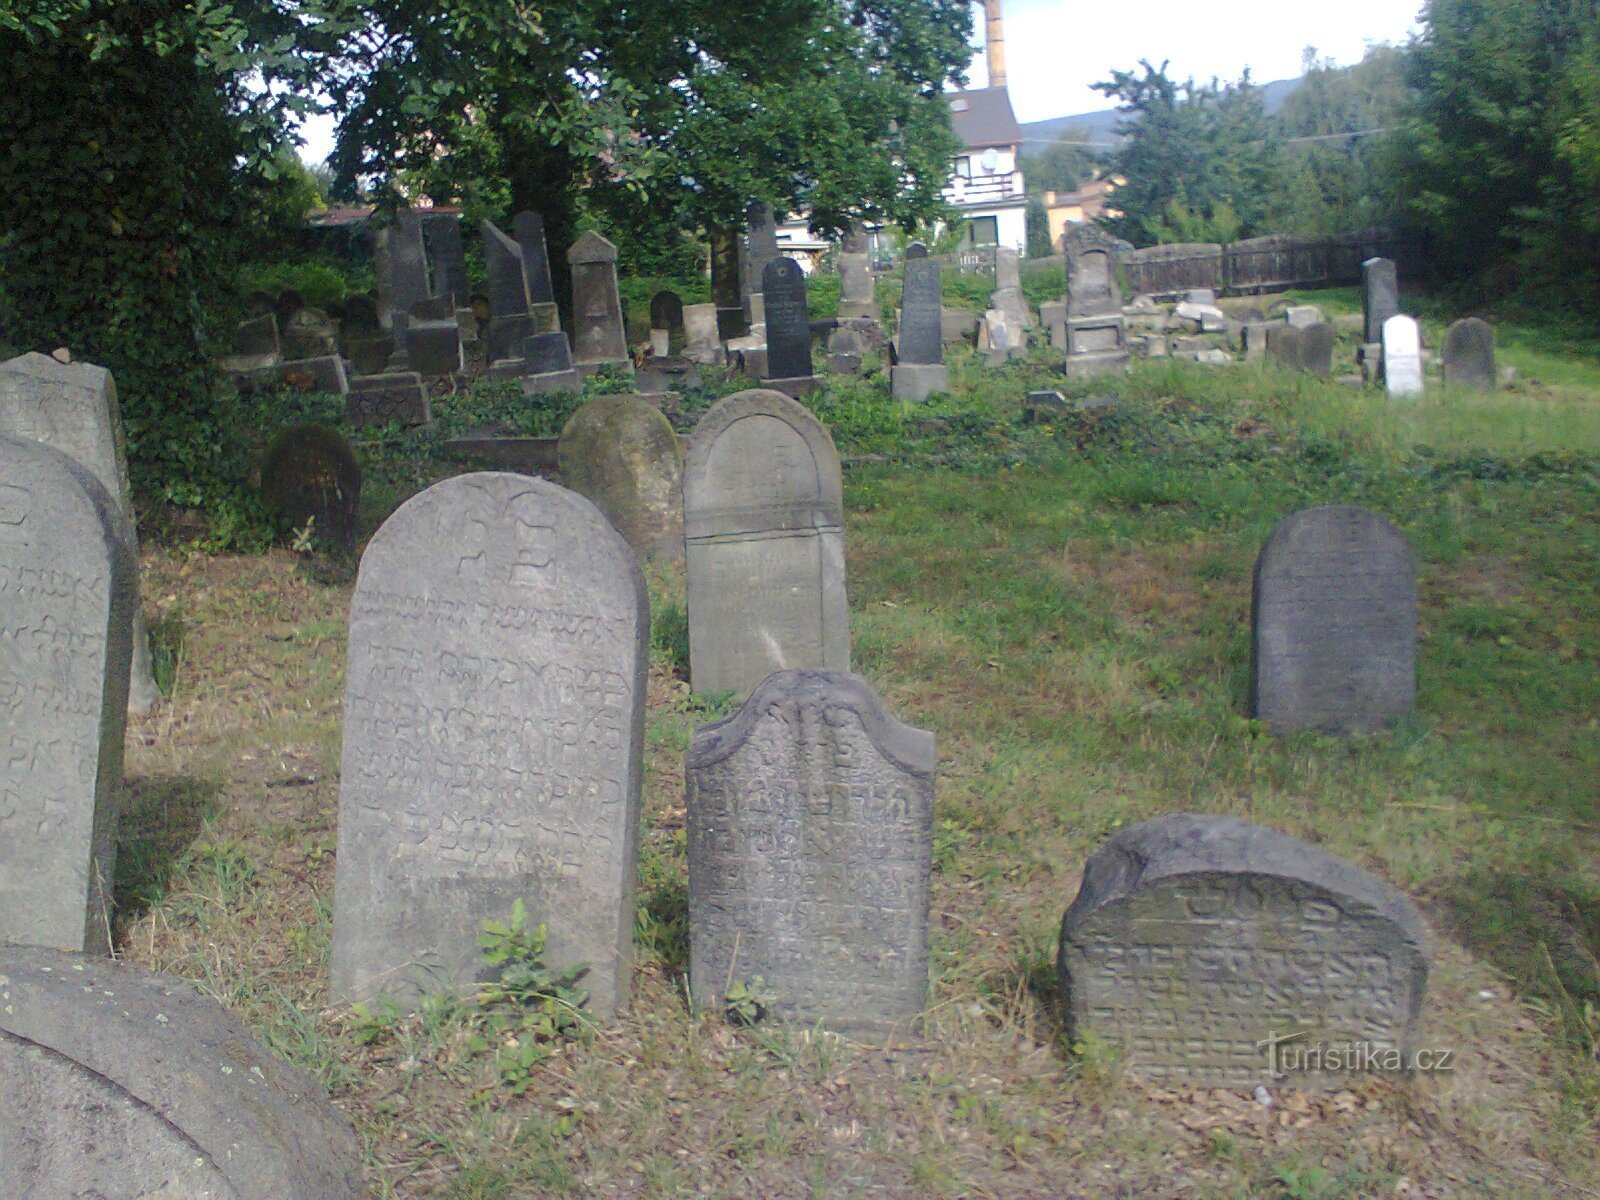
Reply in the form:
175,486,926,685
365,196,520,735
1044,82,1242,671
1442,317,1495,391
260,423,362,554
1250,505,1416,735
1059,814,1428,1088
282,307,338,360
557,396,684,563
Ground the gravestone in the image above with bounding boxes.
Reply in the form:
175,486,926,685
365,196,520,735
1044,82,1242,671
260,423,362,554
557,396,684,563
711,226,748,341
683,302,723,365
424,213,470,306
0,435,135,954
650,290,685,346
1242,321,1272,363
1251,505,1416,734
346,371,432,428
688,669,934,1035
826,325,863,375
223,313,280,372
373,228,395,331
1300,322,1336,376
742,202,781,325
684,390,848,695
1382,315,1425,397
281,307,338,360
982,308,1019,366
483,219,536,363
990,245,1031,331
1058,814,1429,1088
387,209,432,350
0,353,157,715
513,210,558,308
1285,305,1324,329
1267,323,1304,370
1362,257,1399,344
1063,225,1128,376
0,944,363,1198
837,248,877,321
905,243,928,260
339,296,393,375
892,247,947,401
762,258,816,394
568,231,631,375
331,473,648,1017
1442,318,1495,391
405,295,465,376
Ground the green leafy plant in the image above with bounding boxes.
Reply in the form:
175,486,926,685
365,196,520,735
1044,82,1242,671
476,900,591,1094
724,976,777,1027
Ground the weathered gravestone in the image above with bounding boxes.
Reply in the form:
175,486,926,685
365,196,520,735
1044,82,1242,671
742,202,781,326
331,473,647,1017
1300,322,1336,377
405,295,465,376
650,289,685,349
0,353,156,715
1442,317,1495,391
1382,314,1425,397
711,226,748,341
0,944,364,1198
683,302,723,365
513,209,559,312
1285,304,1325,330
282,309,338,361
423,212,470,306
346,371,432,428
0,435,135,954
688,669,934,1035
483,219,537,364
837,245,877,321
568,231,631,375
684,389,848,696
386,209,432,354
1362,257,1399,345
762,258,817,395
557,396,684,563
222,313,280,372
892,246,947,401
1058,813,1429,1088
1251,505,1416,735
1267,323,1304,371
260,423,362,554
1063,225,1129,376
990,245,1031,332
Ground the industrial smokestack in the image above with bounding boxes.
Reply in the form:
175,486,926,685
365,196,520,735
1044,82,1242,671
984,0,1006,88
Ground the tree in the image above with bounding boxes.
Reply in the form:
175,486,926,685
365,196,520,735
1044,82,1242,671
1023,126,1099,196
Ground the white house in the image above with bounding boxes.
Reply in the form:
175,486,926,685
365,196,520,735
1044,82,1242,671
940,1,1026,252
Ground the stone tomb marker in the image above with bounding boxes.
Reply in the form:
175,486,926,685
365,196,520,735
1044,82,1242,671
1300,321,1336,376
1362,256,1399,344
483,219,537,364
683,302,723,365
892,246,948,401
260,423,362,554
568,231,632,376
684,389,849,696
1250,505,1416,735
688,669,934,1035
1382,314,1425,397
762,257,817,395
557,396,684,564
1442,317,1495,391
1058,814,1428,1088
0,944,363,1198
0,352,157,714
0,435,135,954
1267,323,1304,371
650,289,685,353
331,473,648,1016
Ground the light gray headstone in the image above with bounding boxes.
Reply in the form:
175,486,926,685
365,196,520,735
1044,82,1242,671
1361,257,1398,344
1300,322,1335,376
1059,814,1429,1088
0,353,156,714
688,669,934,1035
568,231,630,370
1442,318,1495,391
557,396,684,563
0,434,135,954
331,473,648,1016
1285,305,1324,330
837,252,876,320
1251,505,1416,735
0,944,364,1198
1382,315,1424,397
684,389,848,696
683,303,722,365
1064,225,1121,318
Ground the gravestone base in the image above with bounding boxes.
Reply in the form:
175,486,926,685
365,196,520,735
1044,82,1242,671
736,348,768,381
891,364,949,402
233,356,350,396
522,369,582,396
636,357,703,395
346,372,432,428
405,319,465,376
763,374,820,399
1064,350,1130,379
716,308,749,341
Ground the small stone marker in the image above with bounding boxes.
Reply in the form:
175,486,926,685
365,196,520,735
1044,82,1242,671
0,353,157,714
568,231,631,375
1267,323,1304,370
1382,315,1425,397
283,308,339,361
1300,321,1336,376
683,302,723,365
260,423,362,554
346,371,432,428
557,396,684,563
688,669,934,1035
1251,505,1416,735
331,473,647,1017
0,435,135,954
1285,304,1324,329
1063,225,1129,376
1362,257,1399,344
684,389,848,696
1442,317,1495,391
1058,813,1429,1088
762,258,817,394
0,944,363,1198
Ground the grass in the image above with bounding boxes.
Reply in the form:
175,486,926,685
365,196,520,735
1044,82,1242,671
115,287,1600,1196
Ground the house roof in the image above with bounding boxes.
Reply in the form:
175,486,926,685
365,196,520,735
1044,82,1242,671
948,88,1022,150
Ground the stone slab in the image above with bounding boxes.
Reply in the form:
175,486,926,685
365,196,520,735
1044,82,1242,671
1362,257,1398,345
890,363,949,402
1382,315,1424,397
346,371,432,428
1442,317,1495,391
557,396,684,563
261,423,362,554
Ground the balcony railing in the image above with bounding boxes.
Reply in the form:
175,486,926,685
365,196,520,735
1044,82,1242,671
943,173,1023,207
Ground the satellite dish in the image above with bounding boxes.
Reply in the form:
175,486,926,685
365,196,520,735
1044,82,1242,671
980,148,999,172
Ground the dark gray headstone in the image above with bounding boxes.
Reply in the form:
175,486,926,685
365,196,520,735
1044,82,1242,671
1361,257,1399,345
228,313,280,367
346,371,432,428
558,396,684,563
331,473,648,1017
520,330,575,375
0,435,134,953
1267,323,1304,370
513,210,557,307
424,213,470,306
261,423,362,554
1300,322,1335,376
341,294,382,335
688,669,934,1035
650,290,685,338
388,210,431,345
685,390,848,695
568,231,630,369
282,307,337,361
904,242,928,260
1442,317,1495,391
482,219,535,363
899,257,944,366
1251,505,1416,734
742,202,781,317
1059,814,1429,1088
762,258,813,382
0,945,363,1197
405,298,465,376
711,226,747,340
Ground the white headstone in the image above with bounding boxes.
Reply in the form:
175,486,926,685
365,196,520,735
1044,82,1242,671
1382,315,1424,398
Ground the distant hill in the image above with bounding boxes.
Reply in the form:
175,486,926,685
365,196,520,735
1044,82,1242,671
1020,75,1305,152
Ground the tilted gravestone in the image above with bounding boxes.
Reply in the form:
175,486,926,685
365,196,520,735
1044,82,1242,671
1058,814,1429,1088
387,209,432,351
761,257,816,393
684,389,849,696
423,212,470,307
1382,314,1425,397
1442,317,1495,391
557,396,684,564
688,669,934,1035
1300,321,1336,377
0,353,157,714
1362,257,1399,345
260,423,362,554
0,435,135,954
513,209,559,309
0,945,364,1198
482,219,536,364
1251,505,1416,735
331,473,648,1017
893,246,947,401
568,231,631,375
346,371,432,428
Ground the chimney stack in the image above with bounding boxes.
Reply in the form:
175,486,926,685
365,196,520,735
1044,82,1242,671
984,0,1007,88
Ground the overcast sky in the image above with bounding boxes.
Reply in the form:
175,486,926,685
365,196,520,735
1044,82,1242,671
968,0,1422,125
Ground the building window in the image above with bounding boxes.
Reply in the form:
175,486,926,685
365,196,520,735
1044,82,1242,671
954,156,972,180
967,216,999,247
